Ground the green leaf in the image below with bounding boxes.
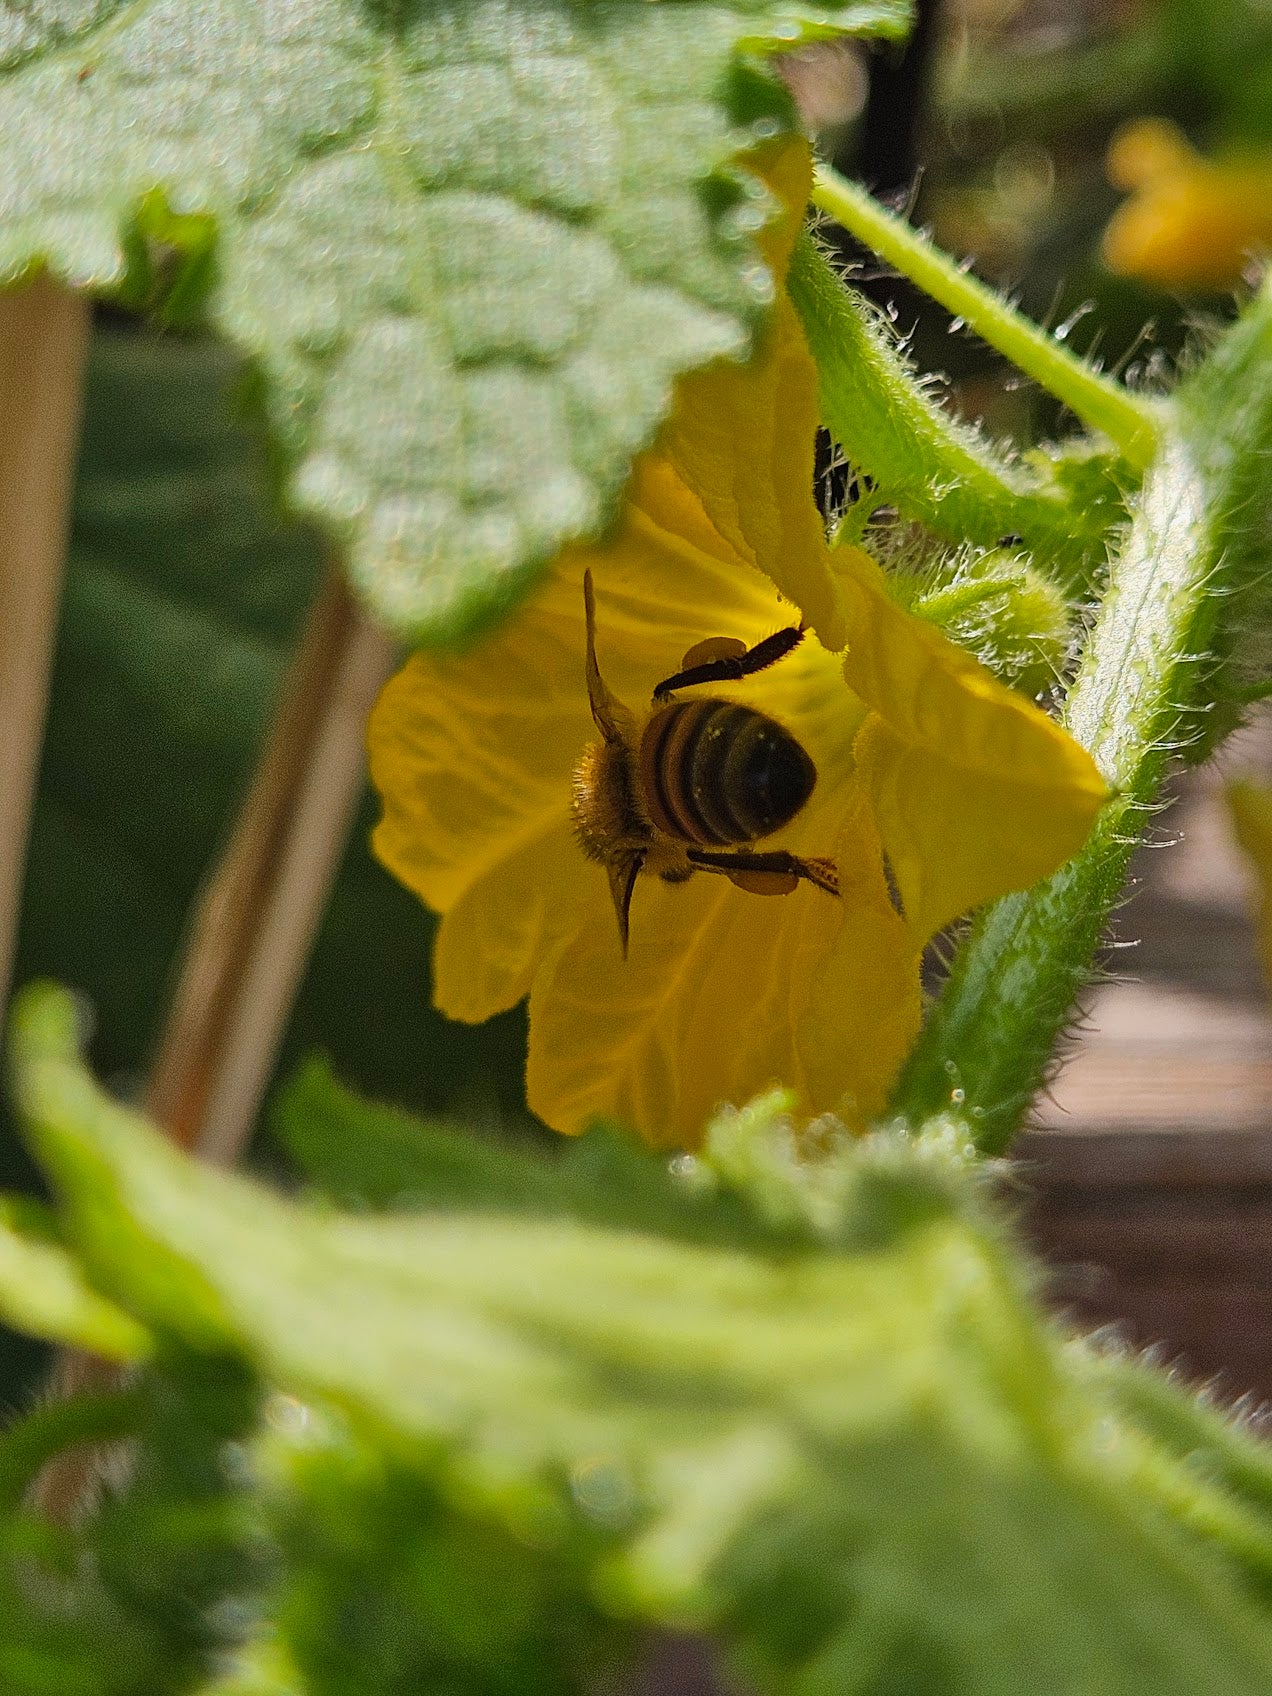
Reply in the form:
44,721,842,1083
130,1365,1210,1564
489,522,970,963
260,1422,631,1696
0,1386,142,1515
0,1352,261,1696
1174,275,1272,712
192,1637,303,1696
0,1192,149,1361
15,982,1272,1694
0,0,909,644
276,1057,812,1249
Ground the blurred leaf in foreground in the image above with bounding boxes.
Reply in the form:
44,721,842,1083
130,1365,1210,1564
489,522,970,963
0,1192,148,1362
10,983,1272,1694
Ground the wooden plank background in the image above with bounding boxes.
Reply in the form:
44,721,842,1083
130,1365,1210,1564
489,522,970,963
1015,722,1272,1400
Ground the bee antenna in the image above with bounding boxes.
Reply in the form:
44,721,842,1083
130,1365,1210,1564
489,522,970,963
583,569,628,743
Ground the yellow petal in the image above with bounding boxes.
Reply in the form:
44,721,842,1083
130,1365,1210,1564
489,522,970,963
368,584,587,916
657,288,845,648
1227,781,1272,996
1105,118,1197,192
526,798,916,1146
795,791,921,1116
432,821,581,1022
837,547,1108,942
645,137,847,648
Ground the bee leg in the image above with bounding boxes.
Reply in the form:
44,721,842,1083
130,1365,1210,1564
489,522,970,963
653,624,806,701
607,853,645,957
685,848,839,897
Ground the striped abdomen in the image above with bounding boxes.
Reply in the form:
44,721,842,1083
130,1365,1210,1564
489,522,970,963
637,699,816,847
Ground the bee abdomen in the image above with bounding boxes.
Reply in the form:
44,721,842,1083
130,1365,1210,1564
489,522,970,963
638,699,816,847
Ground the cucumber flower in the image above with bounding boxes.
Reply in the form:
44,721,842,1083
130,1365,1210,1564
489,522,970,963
369,140,1106,1147
1103,118,1272,292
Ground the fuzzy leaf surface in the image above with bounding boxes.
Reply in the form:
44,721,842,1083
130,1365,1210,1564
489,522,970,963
0,0,907,643
14,984,1272,1694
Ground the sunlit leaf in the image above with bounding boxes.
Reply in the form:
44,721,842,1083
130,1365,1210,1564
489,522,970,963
0,0,908,643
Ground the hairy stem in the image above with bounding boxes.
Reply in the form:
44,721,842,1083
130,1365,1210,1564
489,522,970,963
811,164,1160,469
788,234,1113,584
0,278,90,1017
18,1367,140,1521
891,284,1272,1152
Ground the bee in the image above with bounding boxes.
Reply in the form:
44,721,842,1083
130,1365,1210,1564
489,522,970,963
572,569,839,953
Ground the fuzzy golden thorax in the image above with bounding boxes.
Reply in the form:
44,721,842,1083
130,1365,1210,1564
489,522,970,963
571,735,648,866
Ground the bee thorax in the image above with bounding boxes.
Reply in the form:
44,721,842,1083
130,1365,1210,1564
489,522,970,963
571,738,649,864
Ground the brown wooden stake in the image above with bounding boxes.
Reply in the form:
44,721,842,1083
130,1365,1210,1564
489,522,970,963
32,564,396,1516
145,566,397,1163
0,277,91,1018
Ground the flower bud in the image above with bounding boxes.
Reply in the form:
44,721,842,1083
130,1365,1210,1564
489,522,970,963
907,548,1072,699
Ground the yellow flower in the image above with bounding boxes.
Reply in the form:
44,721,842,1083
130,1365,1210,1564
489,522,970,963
1102,118,1272,292
1227,781,1272,993
368,140,1107,1147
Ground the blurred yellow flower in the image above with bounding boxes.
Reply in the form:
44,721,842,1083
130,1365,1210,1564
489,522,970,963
369,141,1107,1147
1228,781,1272,993
1103,118,1272,292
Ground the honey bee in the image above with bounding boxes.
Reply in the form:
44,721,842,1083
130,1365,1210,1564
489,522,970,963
572,569,840,952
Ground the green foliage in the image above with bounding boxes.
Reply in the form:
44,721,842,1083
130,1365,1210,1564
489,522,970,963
880,545,1074,697
0,1348,260,1696
1173,291,1272,721
0,0,907,644
894,278,1272,1148
0,1193,148,1362
809,163,1162,469
8,983,1272,1694
265,1423,630,1696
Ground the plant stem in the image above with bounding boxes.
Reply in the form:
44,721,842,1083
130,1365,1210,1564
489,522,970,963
145,565,396,1165
891,286,1272,1151
0,277,91,1019
810,164,1160,469
789,234,1113,585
